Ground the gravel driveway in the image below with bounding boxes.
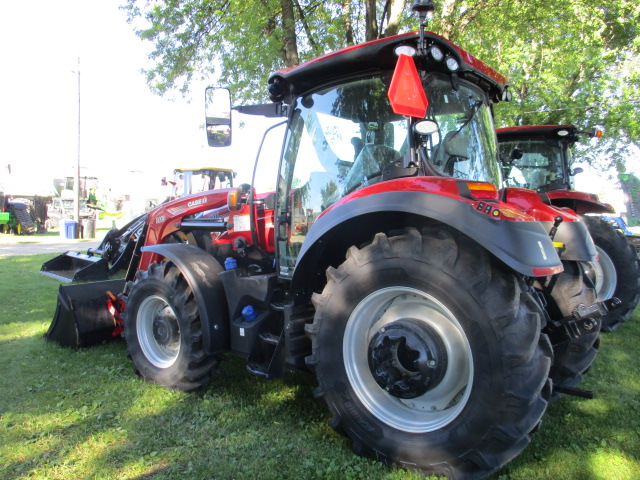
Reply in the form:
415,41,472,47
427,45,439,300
0,235,102,257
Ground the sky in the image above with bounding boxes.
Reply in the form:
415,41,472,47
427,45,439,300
0,0,269,201
0,0,634,215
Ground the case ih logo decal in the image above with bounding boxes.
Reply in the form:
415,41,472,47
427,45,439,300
188,197,207,207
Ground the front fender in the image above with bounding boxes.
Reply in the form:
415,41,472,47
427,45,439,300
141,243,229,354
292,191,562,286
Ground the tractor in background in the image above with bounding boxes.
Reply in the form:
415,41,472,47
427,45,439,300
498,125,639,331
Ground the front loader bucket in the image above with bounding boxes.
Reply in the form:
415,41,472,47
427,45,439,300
40,251,109,283
44,279,126,348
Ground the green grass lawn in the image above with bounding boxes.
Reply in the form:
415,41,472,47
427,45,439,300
0,254,638,480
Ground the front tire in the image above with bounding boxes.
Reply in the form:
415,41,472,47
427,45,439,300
581,215,640,331
124,262,220,391
306,228,552,479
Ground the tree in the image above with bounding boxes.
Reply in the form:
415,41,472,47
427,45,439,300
428,0,640,169
123,0,639,169
122,0,408,102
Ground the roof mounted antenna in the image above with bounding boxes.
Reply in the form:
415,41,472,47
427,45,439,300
412,0,435,55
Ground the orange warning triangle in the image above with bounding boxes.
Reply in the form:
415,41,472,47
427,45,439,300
387,54,428,118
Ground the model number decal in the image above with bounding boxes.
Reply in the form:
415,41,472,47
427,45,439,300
155,215,166,224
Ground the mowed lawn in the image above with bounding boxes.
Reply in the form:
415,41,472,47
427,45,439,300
0,253,639,480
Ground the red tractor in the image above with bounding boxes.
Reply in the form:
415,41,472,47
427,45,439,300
44,3,613,478
497,124,640,331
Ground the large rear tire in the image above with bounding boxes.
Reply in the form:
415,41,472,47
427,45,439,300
580,215,640,331
305,228,552,479
124,261,220,391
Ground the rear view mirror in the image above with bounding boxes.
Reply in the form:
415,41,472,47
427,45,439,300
205,87,232,147
510,147,523,161
571,167,584,176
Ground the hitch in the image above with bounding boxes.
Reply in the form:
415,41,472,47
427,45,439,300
553,385,594,399
548,297,620,340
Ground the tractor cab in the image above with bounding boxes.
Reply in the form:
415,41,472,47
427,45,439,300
497,125,597,191
166,167,235,198
207,29,525,280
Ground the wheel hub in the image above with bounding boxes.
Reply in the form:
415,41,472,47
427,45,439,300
152,309,180,347
368,319,448,399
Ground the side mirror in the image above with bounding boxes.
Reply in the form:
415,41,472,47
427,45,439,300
571,167,584,176
205,87,232,147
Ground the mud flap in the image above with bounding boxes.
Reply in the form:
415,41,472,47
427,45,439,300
40,251,110,282
44,279,126,348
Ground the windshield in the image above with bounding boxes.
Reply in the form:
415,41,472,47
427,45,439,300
276,76,407,276
275,74,502,277
498,138,568,190
279,76,408,211
422,75,502,187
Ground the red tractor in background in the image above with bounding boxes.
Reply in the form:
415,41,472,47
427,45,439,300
43,2,616,478
497,125,640,331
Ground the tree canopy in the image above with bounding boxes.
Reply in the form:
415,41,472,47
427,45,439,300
123,0,640,170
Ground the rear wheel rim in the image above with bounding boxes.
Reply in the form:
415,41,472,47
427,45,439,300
587,246,617,300
343,286,473,433
137,295,180,368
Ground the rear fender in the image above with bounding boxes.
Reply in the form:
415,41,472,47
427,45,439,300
291,190,562,289
540,219,597,261
504,188,597,261
141,243,230,354
546,190,616,215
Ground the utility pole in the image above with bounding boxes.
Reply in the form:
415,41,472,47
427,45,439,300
74,56,81,232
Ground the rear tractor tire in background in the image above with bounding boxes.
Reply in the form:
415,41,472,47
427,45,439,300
7,201,36,234
305,227,552,479
580,215,640,332
543,261,601,399
123,261,221,391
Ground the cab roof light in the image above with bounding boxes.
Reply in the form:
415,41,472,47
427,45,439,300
394,45,417,57
429,44,444,61
445,56,460,72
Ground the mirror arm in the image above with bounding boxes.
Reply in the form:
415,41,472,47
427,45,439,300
234,103,288,118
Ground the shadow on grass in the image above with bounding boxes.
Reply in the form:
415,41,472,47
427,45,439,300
2,312,639,480
0,332,391,480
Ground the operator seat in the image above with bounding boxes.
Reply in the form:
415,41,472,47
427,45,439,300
342,144,402,194
433,131,471,177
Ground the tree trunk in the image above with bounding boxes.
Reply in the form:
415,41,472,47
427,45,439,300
343,0,354,45
281,0,299,67
365,0,378,41
382,0,405,37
